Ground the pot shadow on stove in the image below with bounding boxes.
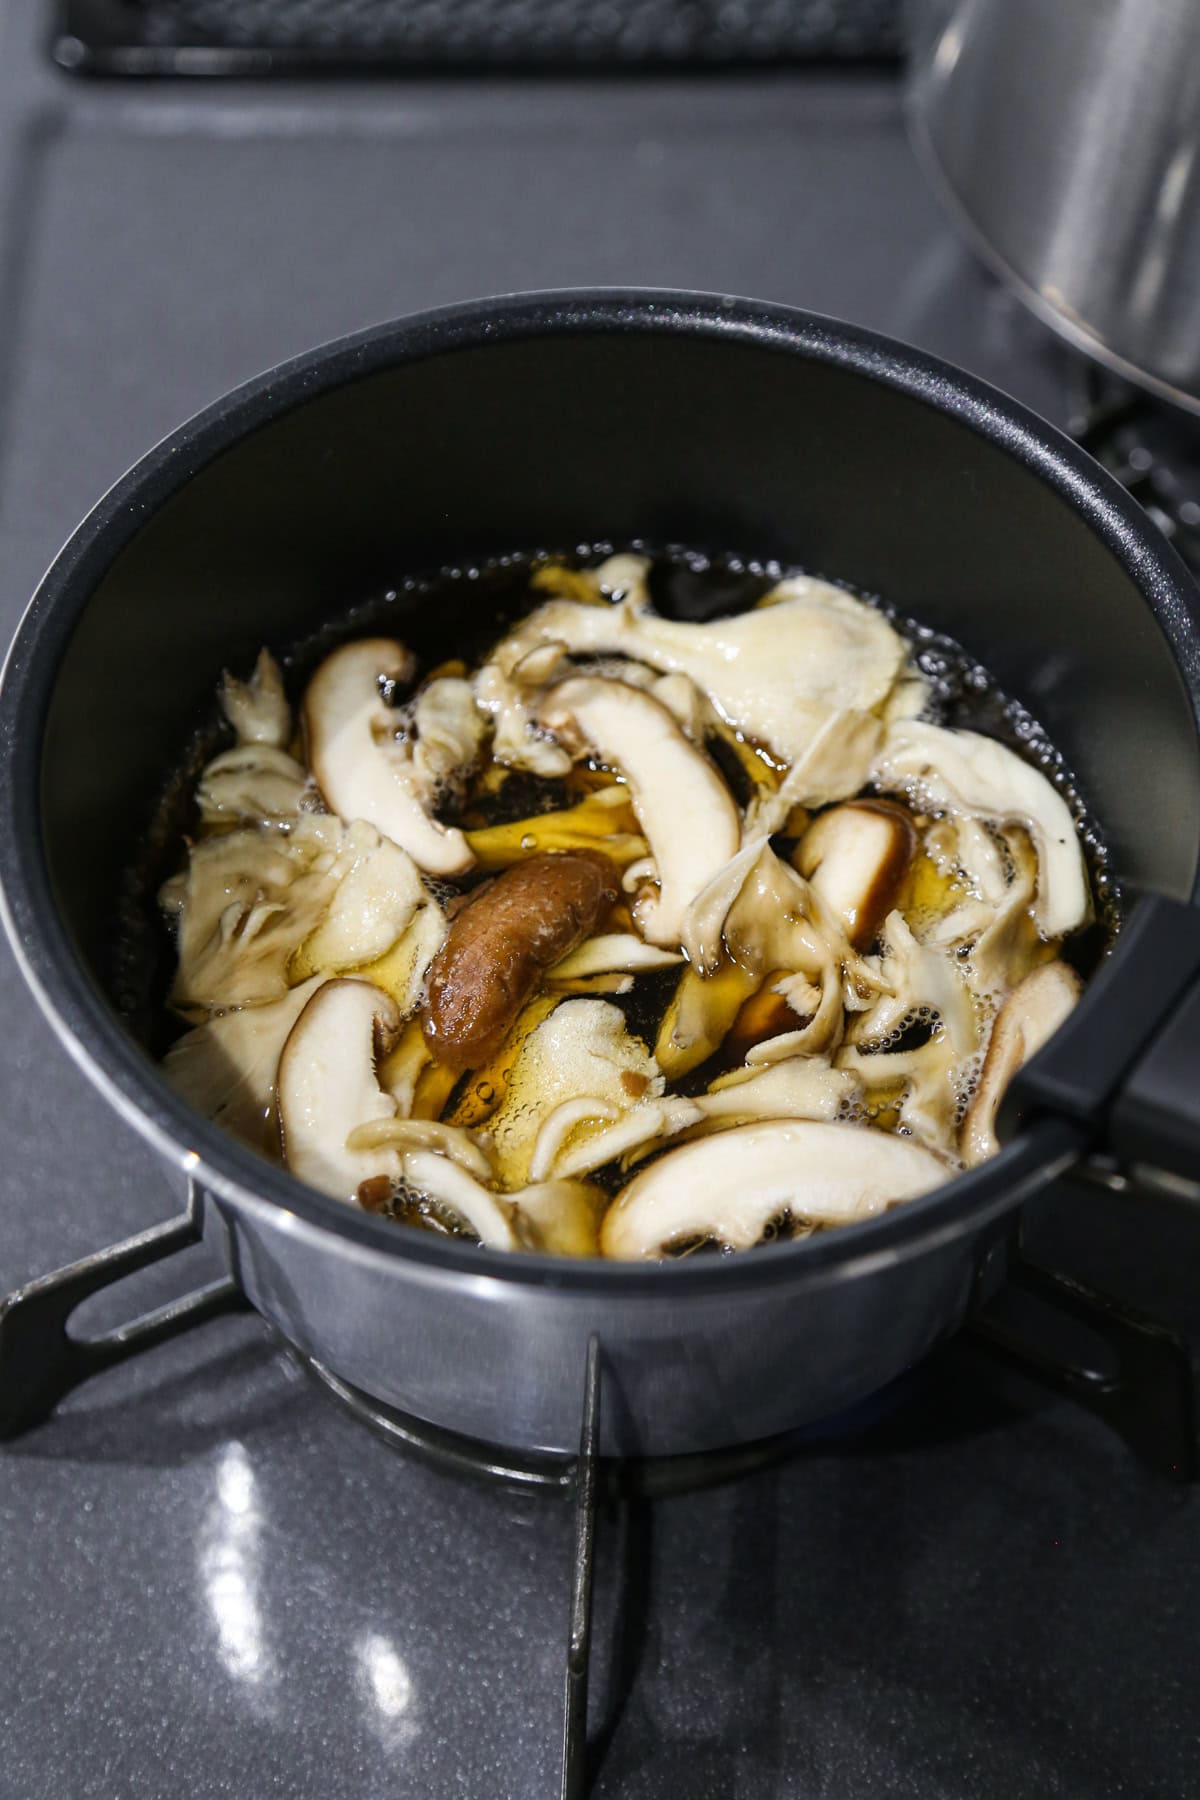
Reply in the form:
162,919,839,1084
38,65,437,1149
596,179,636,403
0,1320,305,1466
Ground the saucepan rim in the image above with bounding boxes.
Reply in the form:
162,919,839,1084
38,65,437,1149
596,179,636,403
1,286,1198,1296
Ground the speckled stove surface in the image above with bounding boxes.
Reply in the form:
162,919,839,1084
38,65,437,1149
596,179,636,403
0,4,1197,1795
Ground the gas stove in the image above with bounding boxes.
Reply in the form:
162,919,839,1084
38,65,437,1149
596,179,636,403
0,4,1197,1796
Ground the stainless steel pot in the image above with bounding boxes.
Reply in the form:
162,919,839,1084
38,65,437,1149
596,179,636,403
2,291,1200,1457
907,0,1200,416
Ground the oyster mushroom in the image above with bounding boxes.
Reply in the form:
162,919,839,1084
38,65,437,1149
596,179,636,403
600,1119,948,1259
547,934,684,980
289,825,442,987
482,997,665,1190
795,800,917,949
696,1057,859,1126
304,639,478,876
221,648,291,748
410,675,488,800
536,1096,703,1182
165,813,440,1017
277,979,403,1200
656,839,857,1077
837,908,980,1151
483,574,909,771
395,1152,520,1250
871,720,1089,939
922,823,1051,1002
537,677,742,949
196,744,311,825
743,709,888,835
163,813,345,1013
960,961,1082,1166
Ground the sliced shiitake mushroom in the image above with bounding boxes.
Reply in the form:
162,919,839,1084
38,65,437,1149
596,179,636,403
304,639,479,876
537,677,741,949
960,961,1082,1166
163,973,327,1148
795,800,917,949
600,1119,947,1259
277,978,403,1200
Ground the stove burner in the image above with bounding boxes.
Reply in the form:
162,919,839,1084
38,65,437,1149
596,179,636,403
294,1346,921,1496
1,1193,1195,1798
1068,362,1200,576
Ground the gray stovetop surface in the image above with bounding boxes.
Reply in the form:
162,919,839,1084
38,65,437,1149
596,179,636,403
0,4,1197,1797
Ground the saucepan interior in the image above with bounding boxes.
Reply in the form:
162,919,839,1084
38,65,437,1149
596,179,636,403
9,291,1200,1279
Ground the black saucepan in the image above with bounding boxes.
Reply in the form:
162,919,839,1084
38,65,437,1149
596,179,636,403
2,290,1199,1455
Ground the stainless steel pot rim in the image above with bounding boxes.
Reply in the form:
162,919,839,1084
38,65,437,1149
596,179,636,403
1,286,1197,1297
906,104,1200,424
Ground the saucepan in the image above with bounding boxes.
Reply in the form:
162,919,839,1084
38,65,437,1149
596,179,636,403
1,290,1199,1456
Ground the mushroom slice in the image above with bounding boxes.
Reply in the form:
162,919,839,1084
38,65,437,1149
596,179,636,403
548,934,684,980
163,974,327,1149
538,677,741,949
398,1152,520,1250
512,1180,606,1257
221,648,291,748
304,639,476,877
484,997,664,1190
290,825,439,986
654,959,763,1080
163,813,348,1013
960,961,1082,1166
345,1117,495,1182
696,1058,859,1127
464,786,647,872
795,800,917,949
547,1097,703,1181
838,909,980,1152
196,744,311,825
871,720,1089,939
744,709,885,835
277,979,402,1201
600,1120,948,1260
410,675,488,800
485,574,908,768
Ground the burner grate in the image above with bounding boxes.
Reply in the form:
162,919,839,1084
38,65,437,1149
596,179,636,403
1068,362,1200,577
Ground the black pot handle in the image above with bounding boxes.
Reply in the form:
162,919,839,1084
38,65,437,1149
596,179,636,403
1000,893,1200,1194
0,1182,243,1440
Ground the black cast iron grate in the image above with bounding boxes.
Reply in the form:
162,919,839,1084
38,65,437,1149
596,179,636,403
1068,362,1200,578
55,0,903,75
